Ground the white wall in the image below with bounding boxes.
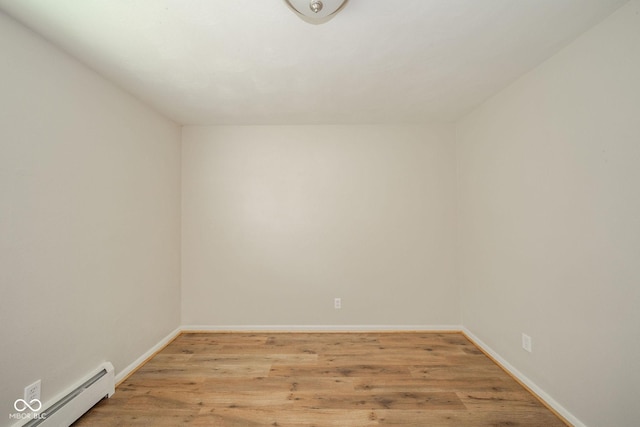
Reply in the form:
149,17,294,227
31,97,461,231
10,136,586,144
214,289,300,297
0,11,181,424
182,125,458,327
456,1,640,426
3,0,638,425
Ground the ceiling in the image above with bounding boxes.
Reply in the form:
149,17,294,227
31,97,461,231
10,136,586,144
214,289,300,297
0,0,628,125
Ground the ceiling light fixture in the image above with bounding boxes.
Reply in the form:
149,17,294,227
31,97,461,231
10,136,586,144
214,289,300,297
283,0,349,25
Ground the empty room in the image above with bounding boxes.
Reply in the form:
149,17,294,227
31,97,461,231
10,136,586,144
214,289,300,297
1,1,638,426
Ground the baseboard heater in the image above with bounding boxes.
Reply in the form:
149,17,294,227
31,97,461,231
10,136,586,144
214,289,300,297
19,362,115,427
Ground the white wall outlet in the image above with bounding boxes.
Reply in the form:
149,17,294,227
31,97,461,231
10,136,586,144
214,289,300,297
24,379,41,403
522,333,532,353
334,297,341,309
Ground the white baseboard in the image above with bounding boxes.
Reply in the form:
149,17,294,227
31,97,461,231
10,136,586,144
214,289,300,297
180,324,462,332
462,327,584,427
115,326,181,384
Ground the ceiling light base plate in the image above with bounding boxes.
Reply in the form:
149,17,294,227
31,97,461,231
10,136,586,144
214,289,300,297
283,0,348,24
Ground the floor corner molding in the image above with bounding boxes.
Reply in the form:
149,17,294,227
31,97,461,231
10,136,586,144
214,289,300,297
180,324,463,333
462,327,584,427
115,326,182,385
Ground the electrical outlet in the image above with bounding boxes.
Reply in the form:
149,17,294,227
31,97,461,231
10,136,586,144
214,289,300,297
334,297,341,309
24,379,41,403
522,333,532,353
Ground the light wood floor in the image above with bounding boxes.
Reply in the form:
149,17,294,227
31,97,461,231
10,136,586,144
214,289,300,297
73,332,567,426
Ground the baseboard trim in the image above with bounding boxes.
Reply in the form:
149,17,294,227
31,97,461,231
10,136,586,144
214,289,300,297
115,326,182,385
462,327,582,427
180,324,462,333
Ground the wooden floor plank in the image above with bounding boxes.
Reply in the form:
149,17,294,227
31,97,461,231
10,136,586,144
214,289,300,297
73,332,567,427
352,377,524,393
285,391,465,410
268,364,412,379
